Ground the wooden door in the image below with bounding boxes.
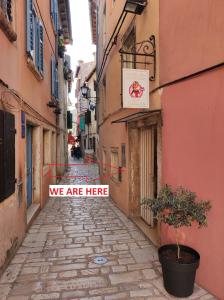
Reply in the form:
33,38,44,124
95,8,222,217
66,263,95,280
140,127,157,226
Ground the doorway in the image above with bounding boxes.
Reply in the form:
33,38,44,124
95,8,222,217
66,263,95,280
140,126,157,226
128,113,161,246
26,125,33,208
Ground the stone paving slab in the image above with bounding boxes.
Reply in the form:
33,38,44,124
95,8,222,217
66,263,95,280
0,163,217,300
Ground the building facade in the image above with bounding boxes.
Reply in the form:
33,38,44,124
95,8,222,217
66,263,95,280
0,0,72,274
97,0,161,242
75,60,98,159
96,0,224,298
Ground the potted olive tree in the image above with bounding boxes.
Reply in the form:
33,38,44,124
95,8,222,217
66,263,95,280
142,185,211,298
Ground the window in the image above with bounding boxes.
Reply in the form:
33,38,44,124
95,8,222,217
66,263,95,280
51,56,59,100
85,109,91,125
111,0,116,9
50,0,59,33
102,150,107,174
0,0,12,21
89,137,93,149
43,129,51,165
26,0,44,74
123,27,136,69
102,76,106,115
0,0,16,42
0,110,16,202
102,2,106,48
93,136,96,152
121,143,126,167
111,149,119,182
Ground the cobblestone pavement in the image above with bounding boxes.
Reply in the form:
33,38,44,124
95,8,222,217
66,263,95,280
0,162,216,300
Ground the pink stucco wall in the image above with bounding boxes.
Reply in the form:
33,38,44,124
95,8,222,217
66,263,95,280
160,1,224,297
161,68,224,299
160,0,224,84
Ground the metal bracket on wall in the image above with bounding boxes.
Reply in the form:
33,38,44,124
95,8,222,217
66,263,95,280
120,35,156,81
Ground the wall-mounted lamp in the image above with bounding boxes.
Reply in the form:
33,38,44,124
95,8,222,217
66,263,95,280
80,82,89,98
124,0,147,15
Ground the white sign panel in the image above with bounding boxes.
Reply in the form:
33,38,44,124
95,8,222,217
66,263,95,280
123,68,149,108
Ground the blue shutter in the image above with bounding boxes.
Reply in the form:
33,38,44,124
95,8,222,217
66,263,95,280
35,16,40,69
51,56,55,98
39,21,44,73
26,0,34,55
50,0,58,33
51,56,58,99
50,0,54,17
54,0,59,33
55,63,59,99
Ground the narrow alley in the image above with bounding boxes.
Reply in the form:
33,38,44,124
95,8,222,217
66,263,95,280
0,162,214,300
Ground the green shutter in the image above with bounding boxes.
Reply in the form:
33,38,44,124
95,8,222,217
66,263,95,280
0,110,16,202
67,111,73,129
0,111,4,201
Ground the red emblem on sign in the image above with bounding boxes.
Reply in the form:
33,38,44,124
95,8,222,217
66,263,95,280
129,81,145,98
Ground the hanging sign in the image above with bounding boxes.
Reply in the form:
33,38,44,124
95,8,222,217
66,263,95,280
122,68,149,108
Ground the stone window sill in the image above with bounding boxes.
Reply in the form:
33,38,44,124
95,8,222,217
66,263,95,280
0,7,17,42
27,57,43,81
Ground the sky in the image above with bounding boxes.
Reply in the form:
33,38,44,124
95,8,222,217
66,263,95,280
66,0,96,105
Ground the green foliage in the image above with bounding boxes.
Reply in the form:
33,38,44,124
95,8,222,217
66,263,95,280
142,185,211,229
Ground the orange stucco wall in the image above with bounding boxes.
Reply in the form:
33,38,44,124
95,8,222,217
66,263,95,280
0,0,57,272
97,0,160,216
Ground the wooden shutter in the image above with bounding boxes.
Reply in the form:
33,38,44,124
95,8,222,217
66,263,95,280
0,110,16,202
0,111,4,202
39,21,44,73
26,0,34,55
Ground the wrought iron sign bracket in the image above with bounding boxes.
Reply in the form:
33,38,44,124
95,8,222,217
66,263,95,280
119,35,156,81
